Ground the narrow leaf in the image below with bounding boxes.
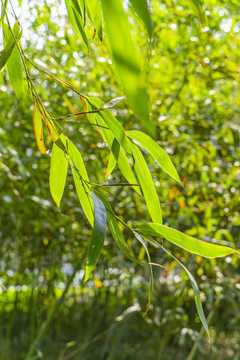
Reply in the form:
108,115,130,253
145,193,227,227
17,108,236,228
85,193,107,281
137,223,240,258
105,150,116,180
129,0,152,38
87,97,132,155
61,135,94,226
3,23,24,99
86,98,141,195
0,21,22,71
93,190,142,264
100,0,153,135
50,143,68,209
33,105,47,155
65,0,88,49
131,142,162,224
127,130,181,185
35,102,59,142
86,0,103,40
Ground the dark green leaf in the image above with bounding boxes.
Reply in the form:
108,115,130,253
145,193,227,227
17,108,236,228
85,193,107,281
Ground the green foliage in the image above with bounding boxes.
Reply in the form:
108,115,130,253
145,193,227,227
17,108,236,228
0,0,240,358
85,192,107,281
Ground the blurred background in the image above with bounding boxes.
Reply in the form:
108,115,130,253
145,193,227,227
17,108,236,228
0,0,240,359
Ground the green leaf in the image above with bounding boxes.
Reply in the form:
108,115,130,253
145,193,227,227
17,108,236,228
85,192,107,281
61,135,94,226
87,97,132,155
0,21,22,71
100,0,153,135
159,243,209,337
3,22,24,99
129,0,152,38
50,143,68,209
131,142,162,224
93,190,141,264
137,223,240,258
86,0,103,41
65,0,88,49
86,98,141,196
105,150,116,180
127,130,181,185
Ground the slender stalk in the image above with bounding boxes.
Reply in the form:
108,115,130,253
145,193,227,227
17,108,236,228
24,269,78,360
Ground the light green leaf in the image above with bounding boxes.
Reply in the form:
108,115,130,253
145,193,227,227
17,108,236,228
3,23,24,99
86,0,103,41
100,0,153,135
86,98,141,195
87,97,132,155
65,0,88,49
127,130,181,184
159,243,209,337
137,223,240,258
131,142,162,224
85,193,107,281
0,21,22,71
50,143,68,209
61,135,94,226
129,0,152,38
105,150,116,180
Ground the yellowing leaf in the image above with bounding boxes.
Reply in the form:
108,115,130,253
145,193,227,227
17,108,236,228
50,143,68,209
33,105,47,155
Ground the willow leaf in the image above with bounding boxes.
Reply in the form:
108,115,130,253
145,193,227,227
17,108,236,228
131,142,162,224
100,0,153,135
127,130,181,185
0,21,22,71
137,223,240,258
50,143,68,209
3,22,24,99
85,193,106,281
129,0,152,38
33,105,47,155
86,0,103,40
61,135,94,226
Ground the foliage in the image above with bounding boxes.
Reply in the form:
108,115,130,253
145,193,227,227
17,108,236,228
0,0,240,359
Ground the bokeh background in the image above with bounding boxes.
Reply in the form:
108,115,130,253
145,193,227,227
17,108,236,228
0,1,240,359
